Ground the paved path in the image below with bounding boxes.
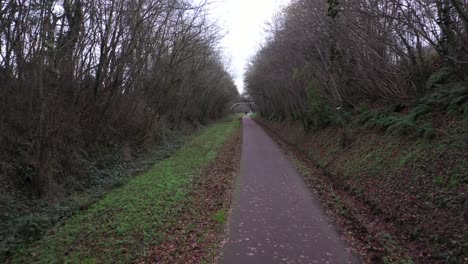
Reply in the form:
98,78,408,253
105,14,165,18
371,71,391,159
220,116,360,264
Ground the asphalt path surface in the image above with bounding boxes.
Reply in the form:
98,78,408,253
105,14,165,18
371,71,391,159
220,116,360,264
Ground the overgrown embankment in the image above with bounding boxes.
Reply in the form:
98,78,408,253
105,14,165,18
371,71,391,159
1,127,187,258
255,114,466,264
5,116,241,263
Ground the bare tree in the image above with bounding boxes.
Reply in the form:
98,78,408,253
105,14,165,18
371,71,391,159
0,0,238,197
246,0,467,131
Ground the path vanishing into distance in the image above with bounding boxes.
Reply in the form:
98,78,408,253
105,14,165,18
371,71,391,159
221,116,360,264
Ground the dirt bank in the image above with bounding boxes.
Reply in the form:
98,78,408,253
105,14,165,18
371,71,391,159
255,118,467,264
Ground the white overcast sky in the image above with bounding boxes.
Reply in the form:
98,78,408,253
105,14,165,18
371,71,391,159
206,0,291,94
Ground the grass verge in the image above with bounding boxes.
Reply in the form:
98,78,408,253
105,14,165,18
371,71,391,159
7,116,240,264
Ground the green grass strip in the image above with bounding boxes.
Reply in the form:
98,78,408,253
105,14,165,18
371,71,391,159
11,117,240,264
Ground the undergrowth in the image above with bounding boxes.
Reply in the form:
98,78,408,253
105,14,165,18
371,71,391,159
259,76,468,137
354,80,467,138
354,104,436,138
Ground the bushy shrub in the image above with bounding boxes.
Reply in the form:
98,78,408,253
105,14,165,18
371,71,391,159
305,80,333,131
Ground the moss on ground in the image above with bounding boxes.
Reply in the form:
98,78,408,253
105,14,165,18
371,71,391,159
8,117,239,264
